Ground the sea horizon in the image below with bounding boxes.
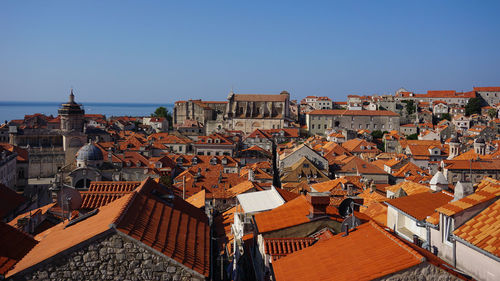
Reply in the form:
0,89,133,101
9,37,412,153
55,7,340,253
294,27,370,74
0,100,174,122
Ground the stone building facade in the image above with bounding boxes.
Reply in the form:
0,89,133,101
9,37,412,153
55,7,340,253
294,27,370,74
225,91,293,134
306,110,400,136
17,233,205,281
173,100,227,130
0,147,17,188
474,87,500,106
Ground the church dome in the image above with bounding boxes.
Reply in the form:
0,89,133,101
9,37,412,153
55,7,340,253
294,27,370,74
76,143,103,161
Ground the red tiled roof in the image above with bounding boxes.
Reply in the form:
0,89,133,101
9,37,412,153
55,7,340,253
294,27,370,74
386,192,453,220
0,184,26,219
80,181,142,209
254,195,343,234
272,221,424,281
474,87,500,92
454,199,500,258
0,222,38,275
264,237,316,261
436,177,500,217
337,156,388,175
116,192,210,277
233,94,288,102
7,178,210,278
308,109,399,116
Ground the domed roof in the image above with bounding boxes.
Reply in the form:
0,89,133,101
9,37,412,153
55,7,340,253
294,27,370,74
76,143,103,161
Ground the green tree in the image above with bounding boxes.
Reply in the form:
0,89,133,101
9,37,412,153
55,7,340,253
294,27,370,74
465,97,482,116
402,100,415,115
371,130,389,139
152,106,173,129
407,133,418,140
441,113,451,121
159,175,172,188
487,108,497,119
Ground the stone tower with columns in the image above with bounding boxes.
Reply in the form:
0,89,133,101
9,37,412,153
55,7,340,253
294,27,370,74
58,89,87,165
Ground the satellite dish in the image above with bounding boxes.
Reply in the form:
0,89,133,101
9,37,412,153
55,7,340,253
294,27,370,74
57,187,83,211
341,215,361,233
338,198,354,218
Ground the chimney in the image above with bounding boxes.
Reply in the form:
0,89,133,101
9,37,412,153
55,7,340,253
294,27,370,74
248,169,254,182
307,192,330,219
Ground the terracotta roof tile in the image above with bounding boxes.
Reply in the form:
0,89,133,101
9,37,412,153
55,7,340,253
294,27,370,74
436,177,500,216
7,193,135,277
185,189,206,208
116,191,210,276
264,237,316,261
272,221,424,281
386,192,453,221
454,199,500,258
81,181,142,209
0,222,38,275
233,94,288,102
254,196,343,234
385,181,430,196
474,87,500,92
8,178,210,278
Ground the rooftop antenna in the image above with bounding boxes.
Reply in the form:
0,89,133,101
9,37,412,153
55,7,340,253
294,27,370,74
338,198,365,236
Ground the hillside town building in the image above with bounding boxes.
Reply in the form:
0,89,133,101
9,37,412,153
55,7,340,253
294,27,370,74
2,85,500,280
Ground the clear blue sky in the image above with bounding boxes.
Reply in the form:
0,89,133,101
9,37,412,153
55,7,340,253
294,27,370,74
1,0,499,103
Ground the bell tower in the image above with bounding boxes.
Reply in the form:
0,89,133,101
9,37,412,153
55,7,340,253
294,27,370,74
59,89,87,165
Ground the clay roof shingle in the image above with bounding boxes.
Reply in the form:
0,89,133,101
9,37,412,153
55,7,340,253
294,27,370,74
453,199,500,258
272,221,424,281
0,222,38,275
386,192,453,221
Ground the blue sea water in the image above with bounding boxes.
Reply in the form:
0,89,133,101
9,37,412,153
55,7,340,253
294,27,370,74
0,101,174,123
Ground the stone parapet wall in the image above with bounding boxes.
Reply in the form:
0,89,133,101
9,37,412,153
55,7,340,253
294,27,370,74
19,233,204,281
376,262,461,281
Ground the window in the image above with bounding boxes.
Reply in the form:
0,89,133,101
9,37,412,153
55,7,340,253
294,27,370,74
324,124,327,129
312,124,315,129
442,215,453,244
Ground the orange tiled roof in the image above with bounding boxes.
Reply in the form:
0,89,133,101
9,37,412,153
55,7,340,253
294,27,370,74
386,192,453,221
186,189,206,208
436,177,500,217
234,93,288,102
264,237,316,261
8,203,56,229
7,193,135,277
254,196,342,234
272,221,424,281
116,191,209,277
474,87,500,92
80,181,142,209
8,178,210,278
341,138,380,154
0,222,38,275
453,199,500,258
444,159,500,171
337,156,388,175
385,181,430,196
